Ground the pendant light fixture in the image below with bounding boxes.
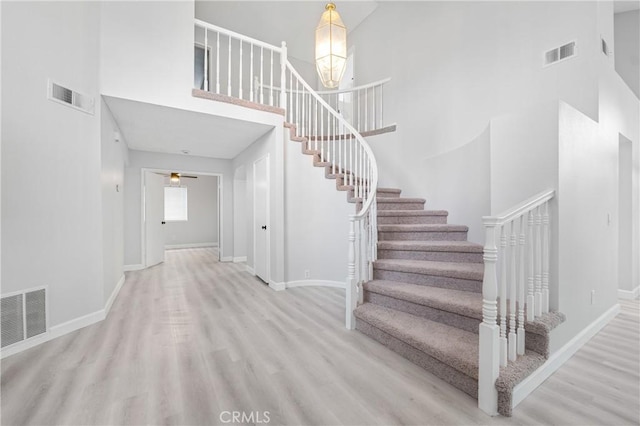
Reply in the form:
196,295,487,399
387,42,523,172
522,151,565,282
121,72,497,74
315,3,347,89
170,172,181,186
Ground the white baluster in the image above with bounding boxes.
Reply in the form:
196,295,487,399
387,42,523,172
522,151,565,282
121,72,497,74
542,202,550,314
260,46,264,104
380,85,384,129
320,103,324,160
314,100,318,152
270,49,274,106
227,36,231,96
372,87,376,131
508,221,517,362
499,226,508,367
238,41,243,99
249,44,254,102
216,32,220,94
280,42,287,110
479,221,500,415
204,29,209,91
517,215,526,356
364,88,369,132
535,207,542,318
527,211,535,322
295,79,300,135
332,116,336,175
346,216,357,329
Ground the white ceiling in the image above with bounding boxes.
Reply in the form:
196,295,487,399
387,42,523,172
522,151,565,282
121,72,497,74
614,0,640,14
104,97,273,159
195,1,379,64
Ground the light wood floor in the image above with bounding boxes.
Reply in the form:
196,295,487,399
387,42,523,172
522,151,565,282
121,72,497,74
1,248,638,425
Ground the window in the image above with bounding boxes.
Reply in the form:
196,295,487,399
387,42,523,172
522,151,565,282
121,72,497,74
164,187,188,221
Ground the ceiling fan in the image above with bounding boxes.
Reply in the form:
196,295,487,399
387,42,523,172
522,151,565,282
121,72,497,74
160,172,198,185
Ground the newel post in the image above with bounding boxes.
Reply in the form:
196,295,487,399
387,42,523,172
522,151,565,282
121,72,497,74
478,219,500,416
280,42,288,110
346,215,357,329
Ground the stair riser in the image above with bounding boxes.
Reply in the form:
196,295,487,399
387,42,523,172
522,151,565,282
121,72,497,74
377,216,447,225
377,202,425,211
377,249,484,263
364,292,481,334
373,269,482,293
378,231,468,241
356,319,478,399
376,192,401,198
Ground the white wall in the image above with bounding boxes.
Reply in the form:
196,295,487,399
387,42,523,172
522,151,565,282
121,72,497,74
124,150,233,266
1,2,104,326
233,166,248,260
614,10,640,98
101,100,129,304
100,1,283,129
164,175,218,247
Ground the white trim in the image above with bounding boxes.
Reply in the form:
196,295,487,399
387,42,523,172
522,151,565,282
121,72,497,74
253,154,271,284
165,242,218,250
124,264,144,272
246,266,255,276
1,309,105,359
233,256,247,263
511,303,621,408
618,286,640,300
269,280,286,291
105,275,126,316
220,256,233,262
286,280,346,289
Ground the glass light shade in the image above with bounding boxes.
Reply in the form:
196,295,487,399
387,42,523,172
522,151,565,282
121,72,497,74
170,172,181,186
315,3,347,89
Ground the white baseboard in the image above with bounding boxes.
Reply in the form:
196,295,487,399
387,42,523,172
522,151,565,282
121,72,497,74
246,266,255,276
123,264,143,272
269,281,286,291
165,242,218,250
1,308,105,360
233,256,247,263
220,256,233,262
511,303,621,408
105,275,126,317
286,280,346,289
618,286,640,300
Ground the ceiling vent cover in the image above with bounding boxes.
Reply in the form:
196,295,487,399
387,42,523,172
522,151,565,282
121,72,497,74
544,41,577,67
1,287,47,349
48,80,95,115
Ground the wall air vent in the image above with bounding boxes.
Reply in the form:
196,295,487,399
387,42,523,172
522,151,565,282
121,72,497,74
47,80,95,115
1,287,48,349
544,41,577,67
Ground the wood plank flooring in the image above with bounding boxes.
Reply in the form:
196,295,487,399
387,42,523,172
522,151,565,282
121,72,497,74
1,248,638,425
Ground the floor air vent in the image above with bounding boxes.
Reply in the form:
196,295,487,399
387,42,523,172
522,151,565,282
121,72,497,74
48,80,95,115
1,287,47,348
544,41,577,67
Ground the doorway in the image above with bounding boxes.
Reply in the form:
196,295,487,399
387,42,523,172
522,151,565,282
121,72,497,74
142,168,223,268
253,155,270,283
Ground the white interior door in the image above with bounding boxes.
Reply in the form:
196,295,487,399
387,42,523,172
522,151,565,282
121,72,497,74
145,171,166,268
254,155,269,283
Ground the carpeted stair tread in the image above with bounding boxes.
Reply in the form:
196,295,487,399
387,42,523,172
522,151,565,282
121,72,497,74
364,280,483,320
354,303,479,379
377,240,483,253
377,188,402,195
377,197,426,203
525,311,566,336
378,224,468,232
374,259,484,281
496,350,547,416
377,210,448,217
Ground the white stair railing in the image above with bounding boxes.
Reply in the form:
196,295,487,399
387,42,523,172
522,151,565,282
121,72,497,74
478,189,554,415
194,20,378,330
256,78,392,134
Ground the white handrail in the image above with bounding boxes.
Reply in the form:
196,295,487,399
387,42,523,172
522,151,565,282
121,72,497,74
194,19,282,52
315,78,391,95
478,189,555,416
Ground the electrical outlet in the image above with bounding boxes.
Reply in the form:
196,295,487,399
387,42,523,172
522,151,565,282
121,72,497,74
304,270,311,279
591,290,596,305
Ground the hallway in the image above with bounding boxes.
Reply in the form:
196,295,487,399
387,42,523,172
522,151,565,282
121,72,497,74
1,248,638,425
